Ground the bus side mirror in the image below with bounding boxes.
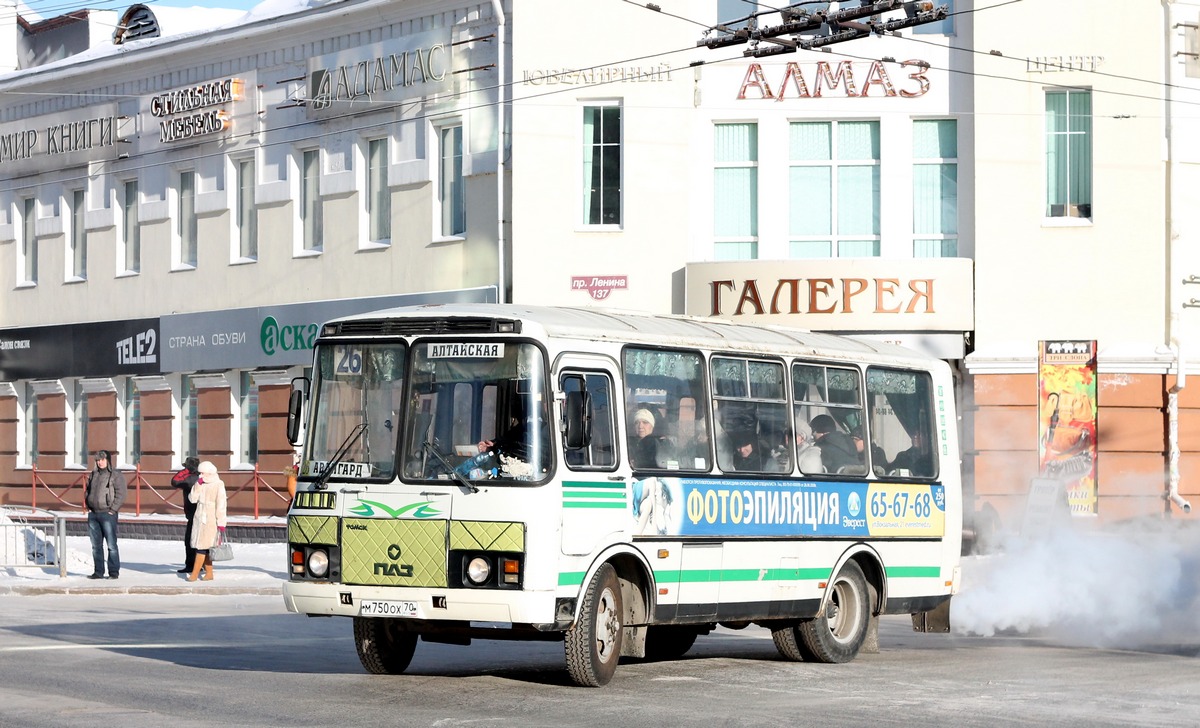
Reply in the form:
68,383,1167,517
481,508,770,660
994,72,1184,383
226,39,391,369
564,390,592,449
286,378,308,446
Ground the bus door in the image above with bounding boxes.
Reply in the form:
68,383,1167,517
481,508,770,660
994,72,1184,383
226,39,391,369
556,356,625,557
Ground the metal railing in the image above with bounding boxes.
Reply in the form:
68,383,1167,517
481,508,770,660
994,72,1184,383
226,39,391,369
0,506,67,577
28,464,291,519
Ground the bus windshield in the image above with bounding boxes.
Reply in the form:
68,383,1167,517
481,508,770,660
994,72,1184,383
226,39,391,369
402,341,551,484
304,342,407,481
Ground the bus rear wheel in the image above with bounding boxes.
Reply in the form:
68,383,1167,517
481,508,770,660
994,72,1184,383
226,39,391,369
773,560,870,664
565,563,623,686
353,616,418,674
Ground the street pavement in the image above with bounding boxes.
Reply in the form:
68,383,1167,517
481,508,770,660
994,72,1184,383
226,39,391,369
0,529,286,596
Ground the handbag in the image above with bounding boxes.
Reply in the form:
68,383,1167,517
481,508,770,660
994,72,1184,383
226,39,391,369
210,530,234,562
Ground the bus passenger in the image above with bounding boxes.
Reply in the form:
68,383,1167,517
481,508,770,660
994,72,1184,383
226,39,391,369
630,409,659,469
889,429,934,476
810,414,860,473
730,430,764,471
793,422,825,475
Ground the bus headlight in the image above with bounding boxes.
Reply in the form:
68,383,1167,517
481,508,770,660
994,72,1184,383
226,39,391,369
466,557,491,585
308,549,330,578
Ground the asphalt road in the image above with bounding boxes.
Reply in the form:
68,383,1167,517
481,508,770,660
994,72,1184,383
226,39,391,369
0,594,1197,728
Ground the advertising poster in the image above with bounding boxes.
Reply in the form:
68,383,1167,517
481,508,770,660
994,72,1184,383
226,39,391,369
631,477,946,539
1037,340,1098,516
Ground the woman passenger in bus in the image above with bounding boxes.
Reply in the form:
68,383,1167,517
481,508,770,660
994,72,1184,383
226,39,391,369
629,408,659,469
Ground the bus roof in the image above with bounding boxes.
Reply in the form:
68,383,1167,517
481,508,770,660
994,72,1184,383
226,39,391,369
324,303,937,364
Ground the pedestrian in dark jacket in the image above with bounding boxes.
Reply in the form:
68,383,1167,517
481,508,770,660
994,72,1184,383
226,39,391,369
171,457,201,573
809,415,862,474
85,450,127,579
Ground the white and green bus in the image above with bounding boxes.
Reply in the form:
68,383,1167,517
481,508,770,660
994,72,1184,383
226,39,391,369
282,304,961,686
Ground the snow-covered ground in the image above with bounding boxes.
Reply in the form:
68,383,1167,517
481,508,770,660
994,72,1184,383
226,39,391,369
0,512,286,592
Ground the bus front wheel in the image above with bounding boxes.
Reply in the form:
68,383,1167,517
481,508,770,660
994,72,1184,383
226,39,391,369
565,563,624,686
773,560,870,664
353,616,418,674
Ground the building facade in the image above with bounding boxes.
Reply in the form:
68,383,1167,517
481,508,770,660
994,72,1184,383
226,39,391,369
0,0,1196,529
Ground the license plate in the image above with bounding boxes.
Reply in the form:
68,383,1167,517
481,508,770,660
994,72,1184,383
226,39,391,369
359,600,420,618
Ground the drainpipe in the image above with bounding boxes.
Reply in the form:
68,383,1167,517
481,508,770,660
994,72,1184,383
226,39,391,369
1164,2,1190,515
1168,333,1191,514
491,0,507,304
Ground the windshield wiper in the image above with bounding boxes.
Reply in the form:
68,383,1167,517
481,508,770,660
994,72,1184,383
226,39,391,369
423,439,478,493
314,423,368,491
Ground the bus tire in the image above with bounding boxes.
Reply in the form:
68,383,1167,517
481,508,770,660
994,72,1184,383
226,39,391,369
353,616,418,675
643,626,698,661
565,563,623,686
796,560,870,663
771,624,806,661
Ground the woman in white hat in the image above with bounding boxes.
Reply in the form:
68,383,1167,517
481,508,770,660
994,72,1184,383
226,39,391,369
186,461,227,582
629,408,659,469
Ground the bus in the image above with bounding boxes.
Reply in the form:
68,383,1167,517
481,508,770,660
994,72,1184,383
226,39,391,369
282,304,961,686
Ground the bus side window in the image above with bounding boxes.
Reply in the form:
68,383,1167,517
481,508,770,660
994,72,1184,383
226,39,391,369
561,371,616,470
866,368,937,479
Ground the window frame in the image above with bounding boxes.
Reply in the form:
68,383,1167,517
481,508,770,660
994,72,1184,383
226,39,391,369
235,157,258,262
19,196,37,286
120,376,142,468
560,370,619,472
787,119,881,259
235,370,260,467
175,169,198,269
581,101,623,229
120,179,140,275
713,121,759,260
1044,87,1093,221
300,148,324,253
710,355,788,474
178,374,198,461
912,118,959,257
366,137,391,245
67,189,87,282
436,121,465,239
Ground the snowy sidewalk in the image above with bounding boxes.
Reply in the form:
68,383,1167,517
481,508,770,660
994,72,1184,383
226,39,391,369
0,534,287,596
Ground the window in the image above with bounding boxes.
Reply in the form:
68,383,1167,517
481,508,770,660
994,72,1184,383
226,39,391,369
711,357,788,474
301,149,323,250
69,190,86,280
714,122,758,259
561,372,617,470
583,104,622,226
913,119,958,257
914,0,953,35
178,171,197,266
367,138,390,242
122,180,140,273
72,380,89,467
122,376,141,466
792,363,867,475
21,382,38,467
1045,89,1092,218
237,159,257,260
439,125,465,236
789,120,880,258
20,197,37,285
866,368,937,479
180,374,198,460
622,348,710,472
239,371,259,465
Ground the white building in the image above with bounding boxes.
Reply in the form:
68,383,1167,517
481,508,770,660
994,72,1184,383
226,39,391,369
0,0,1195,528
